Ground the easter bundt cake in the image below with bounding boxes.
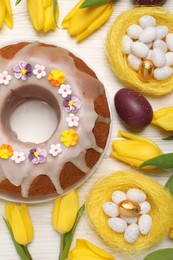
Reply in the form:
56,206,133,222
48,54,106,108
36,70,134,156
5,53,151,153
0,41,110,199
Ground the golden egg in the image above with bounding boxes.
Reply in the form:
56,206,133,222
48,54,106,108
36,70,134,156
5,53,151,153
138,59,154,82
118,200,140,217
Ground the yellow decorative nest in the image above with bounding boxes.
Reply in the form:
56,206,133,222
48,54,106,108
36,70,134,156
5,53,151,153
86,171,173,254
106,7,173,96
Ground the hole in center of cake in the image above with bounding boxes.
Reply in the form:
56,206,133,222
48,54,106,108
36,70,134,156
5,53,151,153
10,100,58,143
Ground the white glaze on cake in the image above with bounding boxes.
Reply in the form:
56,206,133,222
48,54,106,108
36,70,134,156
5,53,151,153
0,42,109,197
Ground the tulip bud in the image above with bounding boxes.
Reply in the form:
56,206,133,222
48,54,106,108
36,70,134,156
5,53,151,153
52,190,79,234
152,106,173,131
111,130,162,169
5,203,34,245
27,0,58,32
62,1,113,41
69,239,115,259
0,0,13,29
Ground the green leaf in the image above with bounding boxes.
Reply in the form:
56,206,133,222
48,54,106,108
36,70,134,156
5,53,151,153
144,248,173,260
163,135,173,140
138,153,173,169
53,0,58,25
15,0,22,5
165,175,173,196
80,0,112,8
3,217,28,260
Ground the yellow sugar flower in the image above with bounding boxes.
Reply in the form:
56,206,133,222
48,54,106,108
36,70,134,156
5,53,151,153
52,190,79,234
111,130,162,169
5,203,34,245
0,144,14,159
62,0,114,42
152,106,173,131
0,0,13,29
61,129,79,147
48,70,66,87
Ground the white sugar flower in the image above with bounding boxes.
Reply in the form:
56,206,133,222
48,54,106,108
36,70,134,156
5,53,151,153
58,84,72,98
33,64,46,79
66,113,79,127
49,144,62,157
11,151,25,164
0,71,12,85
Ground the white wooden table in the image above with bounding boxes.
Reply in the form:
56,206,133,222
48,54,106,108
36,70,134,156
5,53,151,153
0,0,173,259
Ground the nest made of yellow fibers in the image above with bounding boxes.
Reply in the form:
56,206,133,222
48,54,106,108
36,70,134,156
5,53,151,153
106,7,173,96
86,171,173,255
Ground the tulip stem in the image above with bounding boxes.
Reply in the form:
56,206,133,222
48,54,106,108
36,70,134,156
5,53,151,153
58,234,65,260
23,245,33,260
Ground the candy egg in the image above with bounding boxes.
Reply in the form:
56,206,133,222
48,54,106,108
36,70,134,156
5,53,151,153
151,48,166,68
134,0,167,5
122,35,133,54
166,33,173,51
112,190,127,204
128,54,142,71
120,214,138,224
146,50,152,60
124,223,139,243
102,202,119,217
119,200,140,217
138,59,154,82
138,214,152,235
154,66,173,80
108,217,127,233
127,188,146,203
153,39,168,53
156,25,169,39
165,52,173,66
131,42,149,58
127,24,143,40
139,15,156,29
139,201,151,214
139,26,157,43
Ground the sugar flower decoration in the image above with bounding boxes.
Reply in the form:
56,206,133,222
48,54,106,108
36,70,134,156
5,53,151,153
13,61,32,80
49,144,62,157
28,147,47,164
33,64,46,79
0,71,12,85
61,129,79,147
66,113,79,127
11,151,25,164
63,95,81,113
48,70,65,86
58,84,72,98
0,144,14,159
102,188,152,243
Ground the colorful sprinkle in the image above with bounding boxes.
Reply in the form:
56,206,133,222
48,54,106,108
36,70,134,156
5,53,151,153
0,71,12,85
48,70,65,86
49,144,62,157
28,147,47,164
33,64,46,79
11,151,25,164
0,144,14,159
13,61,32,80
61,129,79,147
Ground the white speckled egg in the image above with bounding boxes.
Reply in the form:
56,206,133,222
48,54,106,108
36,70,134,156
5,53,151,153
146,50,152,60
139,15,156,29
166,33,173,51
122,35,133,54
127,24,143,40
166,52,173,66
153,39,168,53
127,188,146,203
154,66,173,80
108,217,127,233
151,48,166,68
131,42,149,58
128,54,142,71
156,25,169,39
112,190,127,204
124,223,139,243
138,214,152,235
102,202,119,217
120,214,137,224
139,201,151,215
139,27,157,43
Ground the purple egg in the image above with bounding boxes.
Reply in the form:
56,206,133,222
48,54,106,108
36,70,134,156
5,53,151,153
133,0,167,5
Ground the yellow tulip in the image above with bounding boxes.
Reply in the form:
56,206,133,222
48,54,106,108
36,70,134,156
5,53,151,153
27,0,58,32
152,106,173,131
169,228,173,239
62,1,114,42
111,130,163,169
0,0,13,29
52,190,79,234
69,239,115,260
5,203,34,245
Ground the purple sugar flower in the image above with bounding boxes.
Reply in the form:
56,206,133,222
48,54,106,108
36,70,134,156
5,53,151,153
63,95,81,113
13,61,32,80
28,147,47,164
